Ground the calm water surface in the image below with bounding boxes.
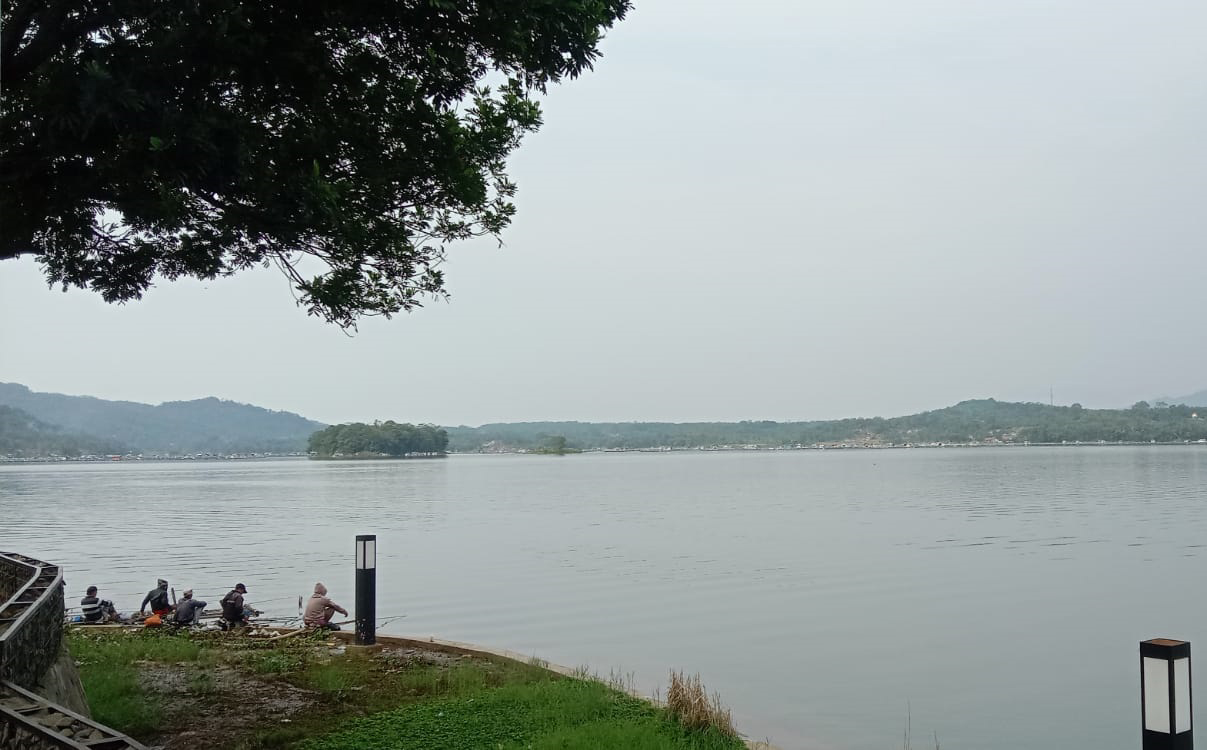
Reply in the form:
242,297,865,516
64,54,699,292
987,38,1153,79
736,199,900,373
3,447,1207,749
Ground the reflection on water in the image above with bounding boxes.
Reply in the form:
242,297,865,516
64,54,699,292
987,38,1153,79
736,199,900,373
3,447,1206,749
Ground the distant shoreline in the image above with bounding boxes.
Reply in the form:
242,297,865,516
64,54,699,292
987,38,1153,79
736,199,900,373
488,440,1207,454
307,453,448,461
0,453,307,465
5,387,1204,462
4,440,1205,465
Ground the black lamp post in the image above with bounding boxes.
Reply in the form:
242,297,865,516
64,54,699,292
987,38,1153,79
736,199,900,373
1141,638,1192,750
355,534,376,646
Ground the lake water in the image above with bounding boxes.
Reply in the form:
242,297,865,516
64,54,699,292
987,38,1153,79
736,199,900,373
3,447,1206,749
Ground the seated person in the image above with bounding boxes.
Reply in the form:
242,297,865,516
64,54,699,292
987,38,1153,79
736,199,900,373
303,582,348,630
173,589,207,626
80,586,120,624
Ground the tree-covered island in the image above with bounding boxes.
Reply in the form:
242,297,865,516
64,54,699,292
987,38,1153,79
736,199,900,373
308,421,448,458
526,435,582,455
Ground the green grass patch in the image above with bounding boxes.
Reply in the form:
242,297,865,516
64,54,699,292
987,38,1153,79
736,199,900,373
527,719,747,750
295,654,553,709
68,628,207,736
246,650,305,675
70,628,204,665
68,629,746,750
298,679,745,750
239,656,558,749
72,662,162,736
391,659,553,699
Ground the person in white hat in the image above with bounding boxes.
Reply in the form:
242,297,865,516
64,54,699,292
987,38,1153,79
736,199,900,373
173,589,207,626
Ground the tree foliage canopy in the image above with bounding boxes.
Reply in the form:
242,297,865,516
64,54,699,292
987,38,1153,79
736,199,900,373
1,0,629,326
309,421,448,457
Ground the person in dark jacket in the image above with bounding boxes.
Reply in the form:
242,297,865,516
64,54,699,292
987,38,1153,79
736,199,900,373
173,589,207,626
139,579,171,617
220,583,249,628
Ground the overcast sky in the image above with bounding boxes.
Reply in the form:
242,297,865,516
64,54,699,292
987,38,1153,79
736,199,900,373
2,0,1206,426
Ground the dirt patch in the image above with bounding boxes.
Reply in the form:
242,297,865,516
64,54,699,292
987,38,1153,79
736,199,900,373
131,641,471,750
377,646,467,671
136,663,316,750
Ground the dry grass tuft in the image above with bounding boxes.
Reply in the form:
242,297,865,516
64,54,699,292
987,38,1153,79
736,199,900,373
666,670,738,738
606,668,638,695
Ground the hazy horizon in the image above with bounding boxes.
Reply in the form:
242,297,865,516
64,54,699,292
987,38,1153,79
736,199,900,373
2,379,1203,429
3,0,1206,426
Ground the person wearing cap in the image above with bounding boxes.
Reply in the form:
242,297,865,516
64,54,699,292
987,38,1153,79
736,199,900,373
172,589,207,627
220,583,250,628
303,583,348,630
139,579,172,617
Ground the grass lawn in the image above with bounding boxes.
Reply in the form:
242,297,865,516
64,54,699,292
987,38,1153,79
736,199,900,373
299,679,742,750
67,628,749,750
69,626,208,735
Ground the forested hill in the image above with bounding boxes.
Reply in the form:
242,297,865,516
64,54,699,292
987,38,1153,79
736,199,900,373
0,383,324,455
1161,389,1207,407
3,383,1205,457
445,399,1207,452
0,405,128,458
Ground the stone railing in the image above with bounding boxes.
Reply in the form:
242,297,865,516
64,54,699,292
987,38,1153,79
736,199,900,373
0,561,29,605
0,552,64,690
0,552,145,750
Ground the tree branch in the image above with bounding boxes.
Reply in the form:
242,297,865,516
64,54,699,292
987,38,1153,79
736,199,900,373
0,0,42,69
3,1,113,86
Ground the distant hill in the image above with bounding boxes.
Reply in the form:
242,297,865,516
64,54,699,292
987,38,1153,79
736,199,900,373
0,404,128,458
0,383,325,455
1158,389,1207,407
3,383,1204,457
446,399,1207,452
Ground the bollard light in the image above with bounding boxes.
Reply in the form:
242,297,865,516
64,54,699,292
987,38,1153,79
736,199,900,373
355,534,377,646
356,535,376,570
1141,638,1192,750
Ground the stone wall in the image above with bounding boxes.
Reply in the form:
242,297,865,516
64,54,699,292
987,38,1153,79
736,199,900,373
0,558,29,603
0,555,64,692
36,645,91,718
0,552,143,749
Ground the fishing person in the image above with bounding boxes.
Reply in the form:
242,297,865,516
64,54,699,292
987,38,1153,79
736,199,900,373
303,582,348,630
139,578,172,617
80,586,120,624
172,589,207,627
220,582,251,629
